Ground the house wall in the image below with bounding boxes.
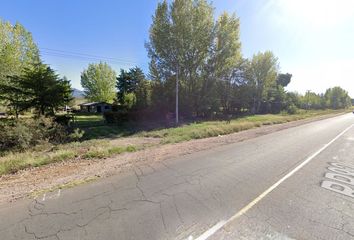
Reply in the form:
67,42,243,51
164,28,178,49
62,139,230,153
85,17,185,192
100,104,112,112
80,104,111,113
80,105,92,112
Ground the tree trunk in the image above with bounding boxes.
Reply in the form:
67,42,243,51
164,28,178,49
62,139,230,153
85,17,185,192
251,98,256,114
256,99,261,114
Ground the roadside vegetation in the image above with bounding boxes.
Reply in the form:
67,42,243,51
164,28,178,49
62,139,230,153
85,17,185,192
140,109,350,143
74,109,352,141
0,139,137,175
0,2,353,177
0,108,350,176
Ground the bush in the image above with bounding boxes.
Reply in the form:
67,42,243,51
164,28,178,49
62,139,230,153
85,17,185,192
69,128,85,141
0,121,33,151
0,117,69,152
54,114,73,126
286,104,298,115
103,110,129,124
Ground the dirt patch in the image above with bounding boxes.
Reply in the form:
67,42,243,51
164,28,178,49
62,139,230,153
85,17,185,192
109,137,161,147
0,113,344,205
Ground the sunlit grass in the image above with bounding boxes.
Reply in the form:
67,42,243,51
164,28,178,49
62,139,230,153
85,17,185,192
72,113,105,127
140,109,347,143
0,140,137,176
0,108,348,176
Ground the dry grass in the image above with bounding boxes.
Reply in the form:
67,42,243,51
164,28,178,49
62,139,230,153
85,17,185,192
0,109,348,176
140,109,348,143
0,140,137,176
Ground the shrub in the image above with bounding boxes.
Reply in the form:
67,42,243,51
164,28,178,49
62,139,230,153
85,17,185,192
103,111,129,124
126,145,136,152
30,117,69,144
69,128,85,141
287,104,298,115
54,114,73,126
0,117,69,152
0,121,33,151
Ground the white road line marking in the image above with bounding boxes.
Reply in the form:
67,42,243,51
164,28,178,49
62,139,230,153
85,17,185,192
42,193,46,201
194,123,354,240
192,221,226,240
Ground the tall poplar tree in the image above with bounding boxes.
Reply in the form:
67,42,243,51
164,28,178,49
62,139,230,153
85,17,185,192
81,62,117,103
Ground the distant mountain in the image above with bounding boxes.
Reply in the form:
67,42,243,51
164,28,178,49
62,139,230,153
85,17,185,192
72,88,85,98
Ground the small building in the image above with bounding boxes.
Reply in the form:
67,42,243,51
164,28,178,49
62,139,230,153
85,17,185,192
57,105,72,113
0,112,7,118
79,102,112,113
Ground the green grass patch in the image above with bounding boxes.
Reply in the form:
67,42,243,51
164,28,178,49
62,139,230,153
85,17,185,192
71,113,133,139
108,145,136,155
0,108,348,176
0,150,76,175
140,109,347,144
72,113,105,127
0,141,137,176
82,125,130,139
82,145,137,159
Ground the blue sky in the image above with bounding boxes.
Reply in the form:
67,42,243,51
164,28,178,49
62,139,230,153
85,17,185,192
1,0,354,96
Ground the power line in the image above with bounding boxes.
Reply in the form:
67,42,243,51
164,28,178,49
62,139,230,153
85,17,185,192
41,52,136,66
40,47,139,65
41,47,138,64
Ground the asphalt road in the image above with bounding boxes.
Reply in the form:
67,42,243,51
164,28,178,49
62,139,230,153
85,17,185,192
1,113,354,240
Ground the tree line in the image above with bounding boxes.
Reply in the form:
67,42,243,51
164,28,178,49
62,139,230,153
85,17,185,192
80,0,352,122
0,0,352,121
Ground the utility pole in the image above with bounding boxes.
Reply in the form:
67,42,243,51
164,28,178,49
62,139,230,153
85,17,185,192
176,63,179,124
306,90,311,110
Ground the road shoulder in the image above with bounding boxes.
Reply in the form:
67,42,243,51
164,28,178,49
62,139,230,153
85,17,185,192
0,112,348,205
210,121,354,240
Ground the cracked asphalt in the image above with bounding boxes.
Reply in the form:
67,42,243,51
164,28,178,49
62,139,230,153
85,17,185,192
0,114,353,240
